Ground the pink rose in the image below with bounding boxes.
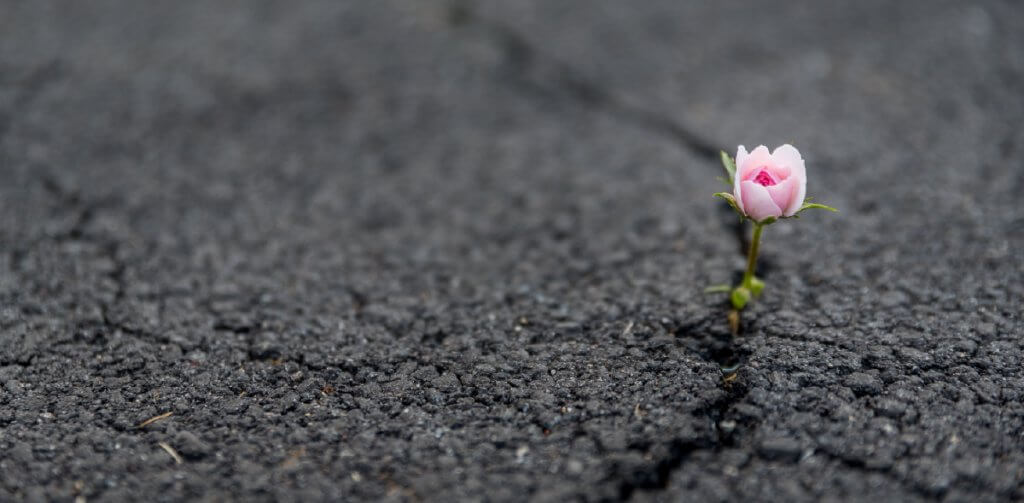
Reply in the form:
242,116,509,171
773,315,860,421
733,144,807,222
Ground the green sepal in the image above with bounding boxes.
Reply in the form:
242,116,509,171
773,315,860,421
719,151,737,184
731,286,751,310
749,276,765,296
713,192,744,220
757,216,777,226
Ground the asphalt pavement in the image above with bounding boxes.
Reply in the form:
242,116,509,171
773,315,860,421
1,1,1022,501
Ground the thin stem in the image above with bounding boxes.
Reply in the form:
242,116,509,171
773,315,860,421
741,223,763,289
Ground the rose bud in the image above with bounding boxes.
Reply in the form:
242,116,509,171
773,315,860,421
733,144,807,222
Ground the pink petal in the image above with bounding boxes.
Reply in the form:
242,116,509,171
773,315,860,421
765,177,795,213
772,144,806,214
740,180,782,221
772,144,803,167
763,163,791,180
735,145,750,173
733,146,748,214
739,145,773,181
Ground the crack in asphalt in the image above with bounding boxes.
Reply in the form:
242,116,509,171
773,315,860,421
451,3,720,164
616,386,745,500
447,4,765,495
613,313,753,499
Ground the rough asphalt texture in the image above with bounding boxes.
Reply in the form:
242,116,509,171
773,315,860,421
1,1,1022,501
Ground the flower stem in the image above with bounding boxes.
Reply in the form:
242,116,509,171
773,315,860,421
741,222,764,290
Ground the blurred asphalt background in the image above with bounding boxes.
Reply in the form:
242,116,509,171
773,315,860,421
1,1,1023,501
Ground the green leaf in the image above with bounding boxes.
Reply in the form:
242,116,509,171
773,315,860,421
731,287,751,310
797,202,838,213
777,199,839,220
704,284,732,294
713,192,744,220
719,151,736,184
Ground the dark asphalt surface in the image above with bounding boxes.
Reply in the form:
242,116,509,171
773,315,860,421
1,1,1022,501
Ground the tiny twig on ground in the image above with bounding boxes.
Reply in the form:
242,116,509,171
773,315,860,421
138,412,173,428
158,442,183,465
